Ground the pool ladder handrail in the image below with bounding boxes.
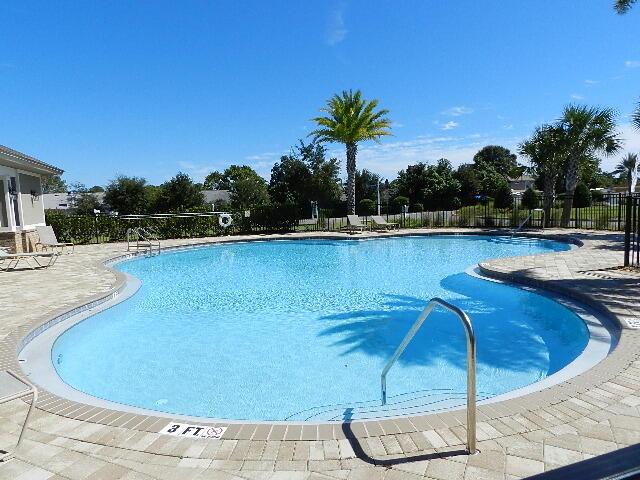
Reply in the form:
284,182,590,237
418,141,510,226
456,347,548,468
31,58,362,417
380,297,477,454
512,208,545,236
126,227,161,255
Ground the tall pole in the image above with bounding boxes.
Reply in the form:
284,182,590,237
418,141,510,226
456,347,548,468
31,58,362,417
377,180,381,216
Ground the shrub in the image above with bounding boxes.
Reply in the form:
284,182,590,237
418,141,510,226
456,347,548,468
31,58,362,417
493,185,513,209
521,187,539,210
573,183,592,208
411,203,424,213
591,189,604,203
392,196,410,213
357,198,376,216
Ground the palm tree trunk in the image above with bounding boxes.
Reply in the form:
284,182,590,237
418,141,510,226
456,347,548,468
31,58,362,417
561,156,579,227
542,173,556,228
346,142,357,215
628,170,632,195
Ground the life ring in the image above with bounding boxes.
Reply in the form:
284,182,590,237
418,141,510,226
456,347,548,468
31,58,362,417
218,213,233,228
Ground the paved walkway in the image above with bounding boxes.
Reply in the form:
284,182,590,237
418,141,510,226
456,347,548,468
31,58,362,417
0,229,639,480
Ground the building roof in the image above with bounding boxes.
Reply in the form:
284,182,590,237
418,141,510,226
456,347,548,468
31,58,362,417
0,145,64,175
202,190,231,203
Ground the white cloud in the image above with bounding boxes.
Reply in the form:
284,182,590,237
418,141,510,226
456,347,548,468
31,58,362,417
442,106,474,117
570,93,585,100
326,5,347,46
177,161,219,181
584,79,599,85
625,60,640,68
604,123,640,172
503,124,514,130
326,134,520,180
441,121,459,130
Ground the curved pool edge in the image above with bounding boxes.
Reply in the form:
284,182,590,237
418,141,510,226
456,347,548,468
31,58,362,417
10,229,640,442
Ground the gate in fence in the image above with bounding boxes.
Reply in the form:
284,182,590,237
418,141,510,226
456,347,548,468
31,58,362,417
624,195,640,268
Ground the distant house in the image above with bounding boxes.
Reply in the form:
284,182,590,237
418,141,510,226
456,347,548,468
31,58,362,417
0,145,64,252
202,189,231,207
508,175,536,193
43,192,105,211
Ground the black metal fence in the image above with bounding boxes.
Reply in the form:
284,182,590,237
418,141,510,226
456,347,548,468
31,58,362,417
624,195,640,268
46,193,637,245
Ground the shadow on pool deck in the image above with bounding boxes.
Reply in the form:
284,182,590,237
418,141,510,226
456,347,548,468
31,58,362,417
339,408,469,466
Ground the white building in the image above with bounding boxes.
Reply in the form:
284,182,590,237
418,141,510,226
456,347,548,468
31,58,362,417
0,145,64,252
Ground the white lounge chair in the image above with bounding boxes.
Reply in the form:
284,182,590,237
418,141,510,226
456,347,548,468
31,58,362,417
35,225,74,254
344,215,369,233
371,215,399,231
0,249,58,270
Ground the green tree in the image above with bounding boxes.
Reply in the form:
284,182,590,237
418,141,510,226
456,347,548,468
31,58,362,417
269,141,341,209
633,101,640,130
88,185,104,193
493,184,513,209
558,105,621,227
615,0,637,13
208,165,270,210
311,89,391,214
75,192,102,215
155,172,205,212
269,155,313,206
41,174,68,193
355,169,381,202
613,153,638,194
421,159,461,210
473,145,521,179
454,164,480,205
393,163,431,204
203,171,228,190
519,124,566,223
573,183,592,208
104,176,148,214
357,198,376,215
521,187,539,210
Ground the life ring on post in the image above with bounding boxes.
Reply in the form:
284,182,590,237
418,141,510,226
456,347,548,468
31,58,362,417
218,213,233,228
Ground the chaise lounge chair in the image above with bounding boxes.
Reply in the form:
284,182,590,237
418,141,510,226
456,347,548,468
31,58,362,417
35,225,74,254
0,249,58,271
344,215,369,233
370,215,399,231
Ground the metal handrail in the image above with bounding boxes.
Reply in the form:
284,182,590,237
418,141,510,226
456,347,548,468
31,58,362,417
513,208,545,235
126,227,161,254
380,297,477,454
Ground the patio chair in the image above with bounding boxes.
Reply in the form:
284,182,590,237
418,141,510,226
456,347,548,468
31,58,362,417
344,215,369,233
35,225,74,254
0,371,38,462
371,215,399,231
0,249,58,271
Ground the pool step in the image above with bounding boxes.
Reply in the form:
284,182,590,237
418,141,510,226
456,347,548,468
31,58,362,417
284,389,492,422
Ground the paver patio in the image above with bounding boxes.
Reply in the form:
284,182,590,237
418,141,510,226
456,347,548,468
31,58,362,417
0,229,639,480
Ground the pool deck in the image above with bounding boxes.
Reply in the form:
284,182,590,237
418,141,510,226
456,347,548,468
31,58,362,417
1,229,639,480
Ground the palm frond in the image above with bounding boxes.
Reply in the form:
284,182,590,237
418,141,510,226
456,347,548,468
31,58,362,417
632,101,640,131
615,0,636,13
309,89,392,145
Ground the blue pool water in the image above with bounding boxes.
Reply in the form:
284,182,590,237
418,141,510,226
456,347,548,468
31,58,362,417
52,235,588,421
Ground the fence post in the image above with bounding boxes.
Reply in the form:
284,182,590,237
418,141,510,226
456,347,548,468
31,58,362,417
624,195,632,267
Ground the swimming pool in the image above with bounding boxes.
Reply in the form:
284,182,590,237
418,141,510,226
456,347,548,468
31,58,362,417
49,235,592,421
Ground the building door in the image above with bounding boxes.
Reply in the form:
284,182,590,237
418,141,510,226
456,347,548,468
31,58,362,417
0,179,8,228
9,177,20,227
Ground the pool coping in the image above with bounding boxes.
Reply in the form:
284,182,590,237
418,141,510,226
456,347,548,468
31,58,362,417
7,229,640,443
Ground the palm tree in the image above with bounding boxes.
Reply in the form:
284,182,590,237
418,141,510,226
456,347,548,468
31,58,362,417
633,101,640,130
615,0,637,13
558,105,621,227
613,153,639,194
519,124,566,225
311,90,391,214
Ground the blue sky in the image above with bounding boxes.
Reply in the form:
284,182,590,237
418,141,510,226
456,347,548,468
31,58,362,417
1,1,639,186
